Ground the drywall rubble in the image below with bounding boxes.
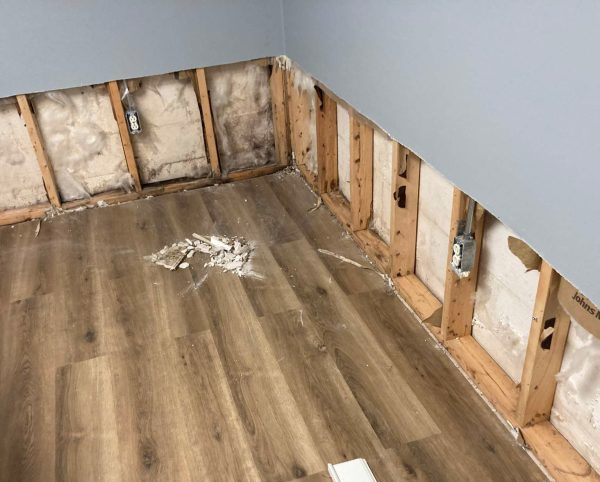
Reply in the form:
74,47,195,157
371,130,393,243
0,101,48,210
145,233,254,277
337,104,351,200
31,85,131,201
128,73,210,183
415,162,453,301
471,216,539,382
551,320,600,473
207,62,275,172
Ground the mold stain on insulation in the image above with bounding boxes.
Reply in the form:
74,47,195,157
206,62,275,173
552,320,600,473
0,101,48,210
128,73,210,184
336,104,351,201
415,163,453,301
471,216,539,383
371,130,393,244
32,85,131,201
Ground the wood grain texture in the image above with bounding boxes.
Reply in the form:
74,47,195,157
316,89,338,193
350,118,373,231
270,62,291,166
0,172,548,482
193,68,221,176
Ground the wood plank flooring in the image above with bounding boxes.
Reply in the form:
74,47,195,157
0,172,547,482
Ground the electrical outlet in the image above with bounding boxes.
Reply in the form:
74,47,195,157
451,233,476,278
125,109,142,135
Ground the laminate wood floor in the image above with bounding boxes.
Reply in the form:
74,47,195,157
0,172,547,482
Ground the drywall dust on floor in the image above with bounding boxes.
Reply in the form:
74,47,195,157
371,130,393,244
0,101,48,210
337,104,351,201
31,85,131,201
128,73,210,184
415,162,453,301
289,67,318,175
471,216,539,383
551,320,600,473
206,62,275,173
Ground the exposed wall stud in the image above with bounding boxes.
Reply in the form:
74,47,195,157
16,94,62,207
106,81,143,192
350,117,373,231
316,88,338,193
517,261,571,426
269,61,290,167
192,68,221,177
441,188,485,340
389,143,421,278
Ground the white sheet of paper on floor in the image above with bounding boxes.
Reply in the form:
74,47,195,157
328,458,378,482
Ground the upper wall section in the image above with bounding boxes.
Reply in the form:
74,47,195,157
0,0,284,98
282,1,600,303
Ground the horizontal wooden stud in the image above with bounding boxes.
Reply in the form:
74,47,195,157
321,191,352,230
353,229,391,274
0,203,51,226
393,274,442,325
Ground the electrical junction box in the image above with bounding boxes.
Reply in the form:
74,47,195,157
451,233,476,278
125,109,142,135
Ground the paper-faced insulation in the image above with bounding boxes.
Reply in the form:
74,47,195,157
128,73,209,184
415,163,453,301
0,100,48,210
371,131,393,244
337,104,351,201
31,85,131,201
551,320,600,474
471,216,539,382
206,62,275,173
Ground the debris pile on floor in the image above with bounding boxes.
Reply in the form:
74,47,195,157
145,233,254,276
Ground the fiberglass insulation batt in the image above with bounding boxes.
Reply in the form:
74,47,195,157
337,104,351,201
206,62,275,173
32,85,130,201
371,131,393,244
128,73,210,184
471,216,539,382
0,100,48,210
415,163,454,301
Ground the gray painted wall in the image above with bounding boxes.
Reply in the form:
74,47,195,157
283,0,600,303
0,0,284,96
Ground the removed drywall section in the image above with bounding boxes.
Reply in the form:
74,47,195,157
288,67,318,176
415,163,453,301
207,62,275,173
0,101,47,210
337,104,351,201
31,85,130,201
551,320,600,474
371,130,392,244
129,73,210,184
471,216,539,382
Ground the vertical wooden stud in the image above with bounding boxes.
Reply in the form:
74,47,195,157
350,117,373,231
517,261,571,426
389,143,421,277
316,89,338,193
192,68,221,177
106,81,142,192
270,61,290,167
16,94,62,207
441,188,485,340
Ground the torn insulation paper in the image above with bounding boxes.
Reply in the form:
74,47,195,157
145,234,255,277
